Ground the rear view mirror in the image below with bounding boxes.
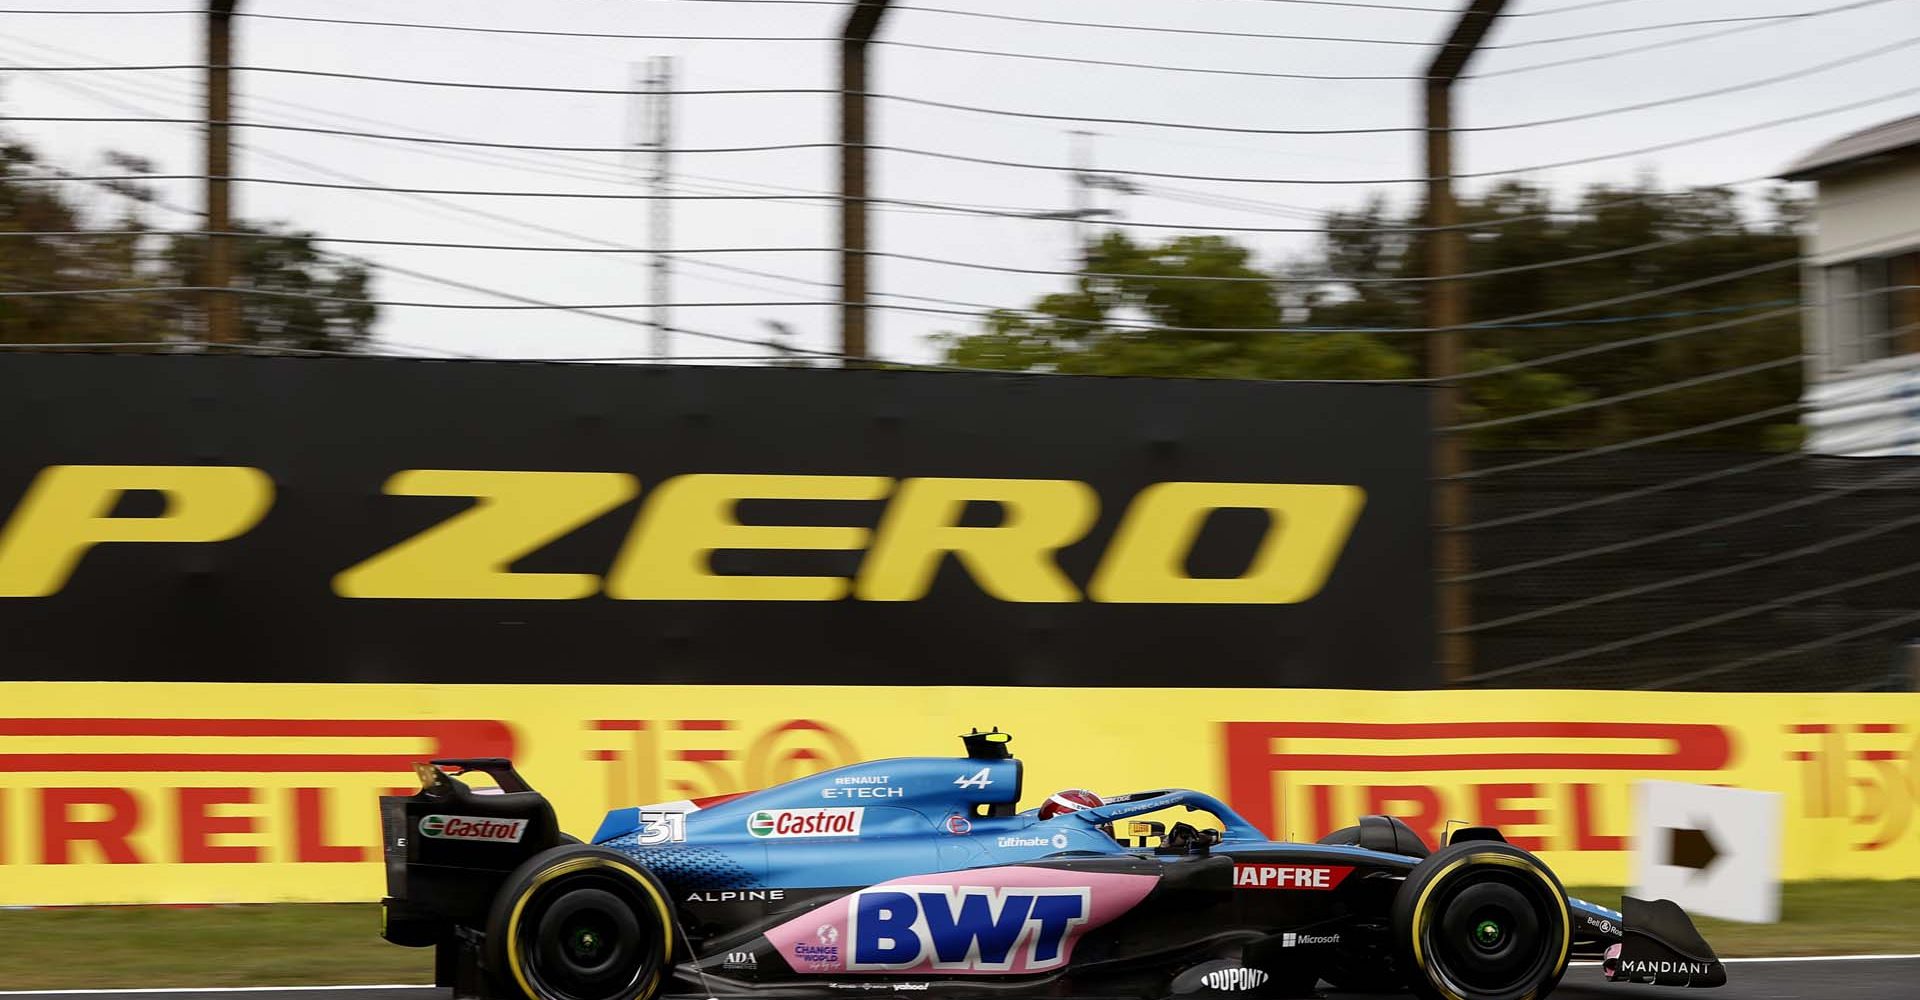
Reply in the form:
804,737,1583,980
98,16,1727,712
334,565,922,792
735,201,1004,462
1126,820,1166,848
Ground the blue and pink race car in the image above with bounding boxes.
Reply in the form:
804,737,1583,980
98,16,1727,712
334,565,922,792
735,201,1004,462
380,730,1725,1000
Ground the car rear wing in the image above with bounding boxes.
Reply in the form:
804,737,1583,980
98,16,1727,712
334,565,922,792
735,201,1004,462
380,759,564,949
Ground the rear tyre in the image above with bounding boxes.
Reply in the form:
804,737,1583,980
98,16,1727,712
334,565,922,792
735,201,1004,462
1390,842,1570,1000
485,845,674,1000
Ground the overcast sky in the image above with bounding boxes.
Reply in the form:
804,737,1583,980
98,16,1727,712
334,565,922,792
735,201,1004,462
2,0,1916,364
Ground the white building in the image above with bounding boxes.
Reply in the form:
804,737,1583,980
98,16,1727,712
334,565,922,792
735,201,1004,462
1781,113,1920,456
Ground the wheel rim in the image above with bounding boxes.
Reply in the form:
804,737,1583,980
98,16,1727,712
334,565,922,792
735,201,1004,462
1419,868,1562,1000
519,874,663,1000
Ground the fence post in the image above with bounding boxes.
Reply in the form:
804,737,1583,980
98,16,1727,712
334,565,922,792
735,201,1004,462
1426,0,1507,683
839,0,892,366
205,0,240,344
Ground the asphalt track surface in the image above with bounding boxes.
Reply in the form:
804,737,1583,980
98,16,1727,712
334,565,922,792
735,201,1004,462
4,958,1916,1000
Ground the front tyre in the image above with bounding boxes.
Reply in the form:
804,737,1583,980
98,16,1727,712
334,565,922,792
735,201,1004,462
485,845,674,1000
1390,842,1570,1000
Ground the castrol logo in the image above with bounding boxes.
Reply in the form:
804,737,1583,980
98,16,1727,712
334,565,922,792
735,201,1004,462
747,807,864,839
419,814,528,842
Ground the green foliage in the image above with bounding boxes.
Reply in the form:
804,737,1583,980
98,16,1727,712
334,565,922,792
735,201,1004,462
0,128,376,349
941,179,1806,450
938,233,1411,381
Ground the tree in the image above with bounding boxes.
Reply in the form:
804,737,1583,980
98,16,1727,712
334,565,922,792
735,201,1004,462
939,233,1412,381
940,179,1806,450
0,125,376,349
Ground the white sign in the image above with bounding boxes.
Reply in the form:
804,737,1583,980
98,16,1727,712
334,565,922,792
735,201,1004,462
1632,780,1781,923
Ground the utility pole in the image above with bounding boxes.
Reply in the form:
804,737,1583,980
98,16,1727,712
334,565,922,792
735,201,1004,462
1070,130,1093,266
1426,0,1508,682
1066,131,1138,271
644,56,674,360
205,0,239,344
839,0,891,366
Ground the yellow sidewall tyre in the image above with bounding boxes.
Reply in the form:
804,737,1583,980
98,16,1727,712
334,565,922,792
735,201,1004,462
484,845,676,1000
1389,841,1571,1000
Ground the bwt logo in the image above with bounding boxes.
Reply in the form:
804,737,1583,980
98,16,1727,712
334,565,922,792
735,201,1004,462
848,887,1091,971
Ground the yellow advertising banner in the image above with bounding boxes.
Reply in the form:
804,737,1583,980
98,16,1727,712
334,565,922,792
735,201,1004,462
0,683,1915,904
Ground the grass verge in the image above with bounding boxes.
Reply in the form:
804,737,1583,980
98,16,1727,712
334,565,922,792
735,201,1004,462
0,881,1914,989
0,903,424,988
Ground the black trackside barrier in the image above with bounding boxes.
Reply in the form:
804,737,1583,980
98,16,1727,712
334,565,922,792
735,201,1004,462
0,353,1433,688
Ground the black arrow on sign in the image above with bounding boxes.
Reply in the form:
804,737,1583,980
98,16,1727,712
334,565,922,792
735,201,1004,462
1667,825,1720,873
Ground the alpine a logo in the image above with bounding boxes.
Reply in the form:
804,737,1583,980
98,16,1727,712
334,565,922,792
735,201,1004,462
849,886,1091,971
749,808,864,839
1202,968,1269,991
417,814,527,842
1233,864,1352,890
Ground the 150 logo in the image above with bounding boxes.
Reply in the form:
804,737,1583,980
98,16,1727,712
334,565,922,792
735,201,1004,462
1785,721,1916,850
587,718,860,808
0,466,1366,606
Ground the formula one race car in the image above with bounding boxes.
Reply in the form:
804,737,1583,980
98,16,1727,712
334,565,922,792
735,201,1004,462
380,730,1725,1000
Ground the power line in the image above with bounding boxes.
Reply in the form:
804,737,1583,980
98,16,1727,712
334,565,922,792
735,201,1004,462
1649,604,1920,689
6,172,837,200
862,35,1920,137
59,158,874,359
869,40,1418,81
0,40,1042,230
643,0,1457,10
1446,355,1804,433
1467,0,1899,78
0,8,836,41
1485,11,1870,50
1449,402,1805,481
9,50,1844,242
0,226,1697,285
1504,0,1664,16
15,29,1915,143
0,61,832,96
13,152,1876,344
1,0,1896,86
2,165,1796,240
887,6,1434,45
1454,460,1920,585
0,116,835,155
0,285,830,309
1451,504,1920,636
864,83,1920,186
1465,554,1920,684
1455,451,1805,533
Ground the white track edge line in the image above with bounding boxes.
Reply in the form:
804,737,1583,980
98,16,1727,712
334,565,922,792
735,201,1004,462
0,988,434,996
1568,953,1920,968
7,957,1920,995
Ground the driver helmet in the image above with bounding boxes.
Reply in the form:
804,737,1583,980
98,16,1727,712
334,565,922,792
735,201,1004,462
1040,788,1111,837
